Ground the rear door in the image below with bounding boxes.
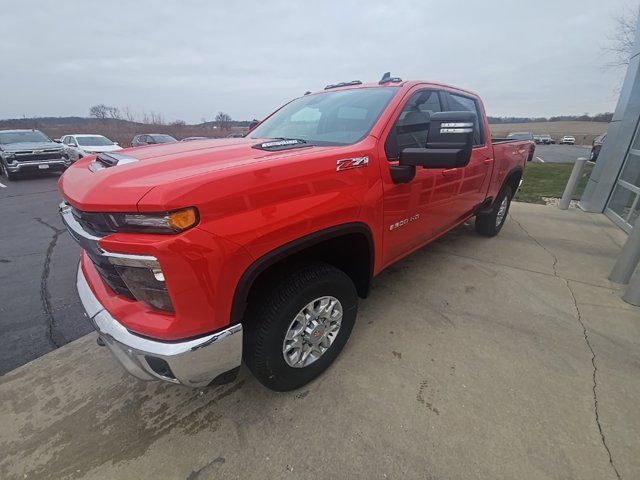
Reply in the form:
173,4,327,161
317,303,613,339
443,91,493,215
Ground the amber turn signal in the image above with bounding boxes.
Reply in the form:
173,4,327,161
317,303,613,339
168,207,198,231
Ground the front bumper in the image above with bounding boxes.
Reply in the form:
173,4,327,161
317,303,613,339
7,159,71,172
77,264,243,387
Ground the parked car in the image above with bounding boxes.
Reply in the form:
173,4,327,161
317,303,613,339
59,78,531,391
131,134,177,147
227,132,245,138
507,132,534,141
0,129,71,180
539,134,553,145
61,134,122,160
560,135,575,145
533,135,542,144
590,133,606,161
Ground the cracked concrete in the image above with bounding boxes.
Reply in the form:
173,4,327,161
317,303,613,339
1,202,639,480
511,215,622,480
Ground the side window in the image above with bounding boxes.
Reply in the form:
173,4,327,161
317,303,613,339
385,90,442,160
445,93,484,146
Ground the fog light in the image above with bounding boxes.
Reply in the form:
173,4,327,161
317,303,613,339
114,265,174,312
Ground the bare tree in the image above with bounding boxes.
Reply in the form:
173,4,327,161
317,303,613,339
606,5,639,68
121,106,137,123
215,111,232,130
89,104,109,120
107,106,121,120
89,104,120,120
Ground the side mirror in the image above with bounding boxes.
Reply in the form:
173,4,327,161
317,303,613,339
69,142,77,147
390,111,476,184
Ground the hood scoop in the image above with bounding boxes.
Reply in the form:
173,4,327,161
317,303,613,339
89,152,139,172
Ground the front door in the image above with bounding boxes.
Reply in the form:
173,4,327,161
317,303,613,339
380,88,465,265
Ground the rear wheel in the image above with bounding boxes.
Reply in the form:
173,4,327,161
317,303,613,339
243,262,358,391
475,185,513,236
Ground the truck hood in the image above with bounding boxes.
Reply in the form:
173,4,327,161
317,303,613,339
58,137,335,211
1,141,63,152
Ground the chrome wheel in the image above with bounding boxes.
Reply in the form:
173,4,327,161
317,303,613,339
282,296,343,368
496,196,509,227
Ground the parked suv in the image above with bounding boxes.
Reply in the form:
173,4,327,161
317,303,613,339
539,134,553,145
131,134,177,147
560,135,575,145
0,129,71,180
60,78,531,391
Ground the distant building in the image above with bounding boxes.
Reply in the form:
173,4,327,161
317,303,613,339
580,15,640,232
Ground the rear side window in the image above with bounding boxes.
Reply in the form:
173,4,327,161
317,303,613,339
384,90,443,160
445,93,484,146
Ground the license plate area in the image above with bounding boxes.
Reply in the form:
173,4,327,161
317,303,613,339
38,164,50,170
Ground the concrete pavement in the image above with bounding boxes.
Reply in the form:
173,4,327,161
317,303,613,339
1,202,638,480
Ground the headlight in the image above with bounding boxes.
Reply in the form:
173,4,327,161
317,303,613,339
108,207,199,234
2,152,16,161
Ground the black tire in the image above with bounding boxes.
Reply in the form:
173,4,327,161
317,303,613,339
1,161,17,181
243,262,358,391
475,185,513,237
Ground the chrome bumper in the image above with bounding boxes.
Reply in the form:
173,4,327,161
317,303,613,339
77,265,243,388
7,159,70,171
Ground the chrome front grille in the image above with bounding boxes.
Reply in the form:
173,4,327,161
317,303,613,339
60,202,135,300
14,149,66,162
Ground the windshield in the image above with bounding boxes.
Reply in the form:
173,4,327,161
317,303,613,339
0,130,51,144
249,87,399,146
151,135,176,143
76,136,114,146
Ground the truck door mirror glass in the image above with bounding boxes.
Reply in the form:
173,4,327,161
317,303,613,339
390,111,476,183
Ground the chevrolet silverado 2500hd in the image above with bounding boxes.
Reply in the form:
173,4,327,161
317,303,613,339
59,77,533,391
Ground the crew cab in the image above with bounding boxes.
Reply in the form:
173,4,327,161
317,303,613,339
59,77,531,391
1,129,71,180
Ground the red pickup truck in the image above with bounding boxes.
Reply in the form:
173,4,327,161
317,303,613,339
59,77,533,391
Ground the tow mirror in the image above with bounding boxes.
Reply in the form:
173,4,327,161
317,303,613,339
390,111,476,184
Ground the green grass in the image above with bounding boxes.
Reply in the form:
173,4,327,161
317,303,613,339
515,163,593,204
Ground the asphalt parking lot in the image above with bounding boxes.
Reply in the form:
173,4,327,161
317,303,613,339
0,172,87,375
532,144,590,163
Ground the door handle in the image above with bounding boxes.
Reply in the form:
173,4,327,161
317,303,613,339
442,168,458,177
483,158,493,165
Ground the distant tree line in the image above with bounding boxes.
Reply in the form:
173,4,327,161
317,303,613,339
488,113,614,124
87,104,241,130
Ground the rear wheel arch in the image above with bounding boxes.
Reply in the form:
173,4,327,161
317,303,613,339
230,222,374,325
503,167,523,198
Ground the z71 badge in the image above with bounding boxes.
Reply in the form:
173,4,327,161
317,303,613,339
336,156,369,171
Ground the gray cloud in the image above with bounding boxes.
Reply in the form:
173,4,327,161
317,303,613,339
0,0,629,122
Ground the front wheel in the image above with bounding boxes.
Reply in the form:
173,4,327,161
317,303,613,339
243,262,358,391
1,161,16,181
475,185,513,237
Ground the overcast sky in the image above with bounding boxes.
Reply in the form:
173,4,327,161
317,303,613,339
0,0,633,122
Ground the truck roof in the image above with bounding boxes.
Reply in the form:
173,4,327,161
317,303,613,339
308,79,481,100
